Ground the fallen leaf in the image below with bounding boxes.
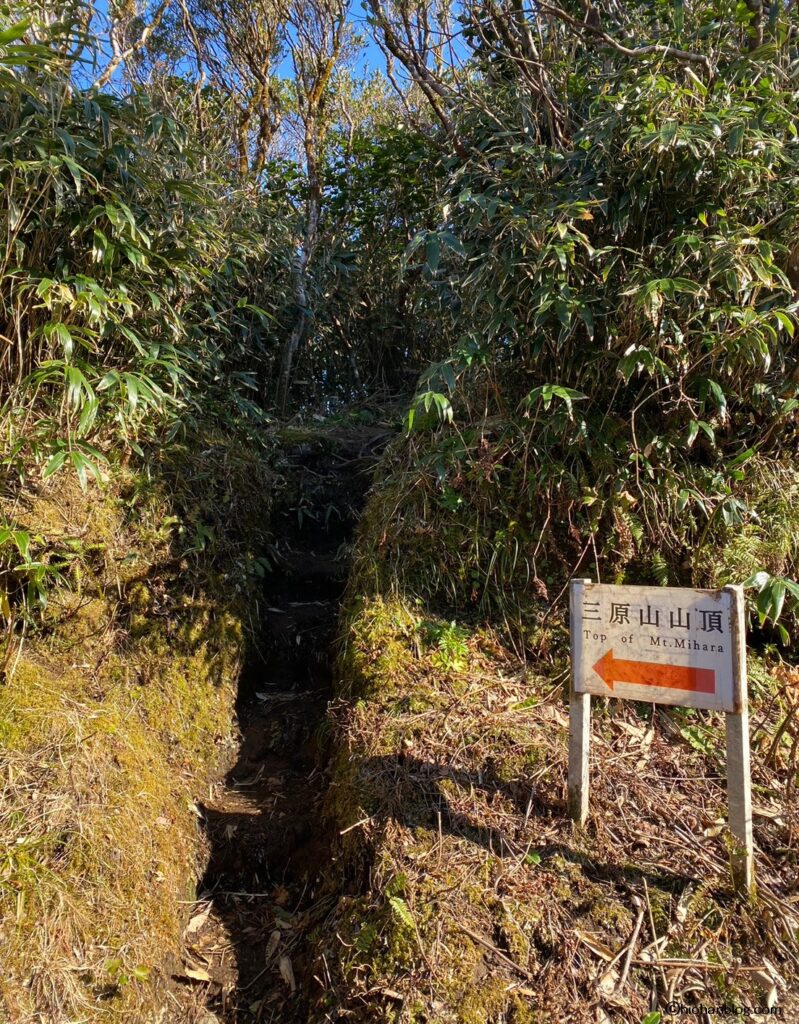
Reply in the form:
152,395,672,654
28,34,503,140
615,721,645,739
763,957,787,991
273,885,291,907
675,885,694,924
598,966,619,995
265,929,281,962
184,906,211,936
575,929,616,962
753,804,786,826
183,966,212,982
751,969,778,1008
279,954,296,992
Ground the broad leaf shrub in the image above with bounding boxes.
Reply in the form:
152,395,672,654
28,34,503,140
399,23,799,645
0,5,292,626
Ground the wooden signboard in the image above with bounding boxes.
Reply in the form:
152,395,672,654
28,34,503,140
568,579,753,891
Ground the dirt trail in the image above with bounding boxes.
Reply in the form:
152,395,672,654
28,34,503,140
175,427,388,1024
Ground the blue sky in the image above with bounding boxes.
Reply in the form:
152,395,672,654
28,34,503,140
348,0,386,76
89,0,388,85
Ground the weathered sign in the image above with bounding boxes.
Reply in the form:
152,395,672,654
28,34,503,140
568,578,753,891
572,583,739,712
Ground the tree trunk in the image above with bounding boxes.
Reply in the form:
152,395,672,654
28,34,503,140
276,249,310,414
276,124,321,413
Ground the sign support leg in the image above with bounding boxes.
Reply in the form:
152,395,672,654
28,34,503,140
723,584,754,894
725,708,754,893
568,691,590,825
568,577,592,825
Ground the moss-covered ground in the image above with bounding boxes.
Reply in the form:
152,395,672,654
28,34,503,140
0,433,275,1023
2,410,797,1024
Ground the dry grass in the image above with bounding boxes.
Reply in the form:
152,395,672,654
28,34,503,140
312,595,799,1023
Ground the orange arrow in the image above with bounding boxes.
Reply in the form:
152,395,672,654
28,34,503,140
593,649,715,694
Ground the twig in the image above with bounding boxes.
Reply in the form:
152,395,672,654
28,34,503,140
616,900,645,993
339,815,373,835
633,958,768,971
643,878,668,995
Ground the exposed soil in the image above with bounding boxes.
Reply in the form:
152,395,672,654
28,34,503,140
174,427,390,1024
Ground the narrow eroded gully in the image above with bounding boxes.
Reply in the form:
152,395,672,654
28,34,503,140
175,427,389,1024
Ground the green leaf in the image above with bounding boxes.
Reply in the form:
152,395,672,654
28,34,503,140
744,570,770,591
769,580,786,623
53,127,75,156
579,305,594,340
707,380,727,419
772,311,795,337
673,0,684,33
69,451,102,490
0,529,31,559
439,231,465,256
727,123,744,153
522,385,587,415
44,322,73,360
0,18,31,45
78,398,99,436
65,365,90,407
388,895,415,930
123,373,139,411
679,724,714,756
43,450,67,479
61,155,83,194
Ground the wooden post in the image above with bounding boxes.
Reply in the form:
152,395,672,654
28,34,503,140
568,578,592,825
724,584,754,893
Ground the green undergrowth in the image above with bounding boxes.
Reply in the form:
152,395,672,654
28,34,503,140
314,420,799,1022
0,431,277,1023
348,411,799,645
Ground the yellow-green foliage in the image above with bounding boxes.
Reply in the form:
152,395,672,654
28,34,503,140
0,449,268,1023
349,422,799,650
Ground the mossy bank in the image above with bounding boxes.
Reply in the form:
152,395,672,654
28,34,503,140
0,433,276,1023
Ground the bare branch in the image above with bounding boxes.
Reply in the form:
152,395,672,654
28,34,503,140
92,0,172,89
